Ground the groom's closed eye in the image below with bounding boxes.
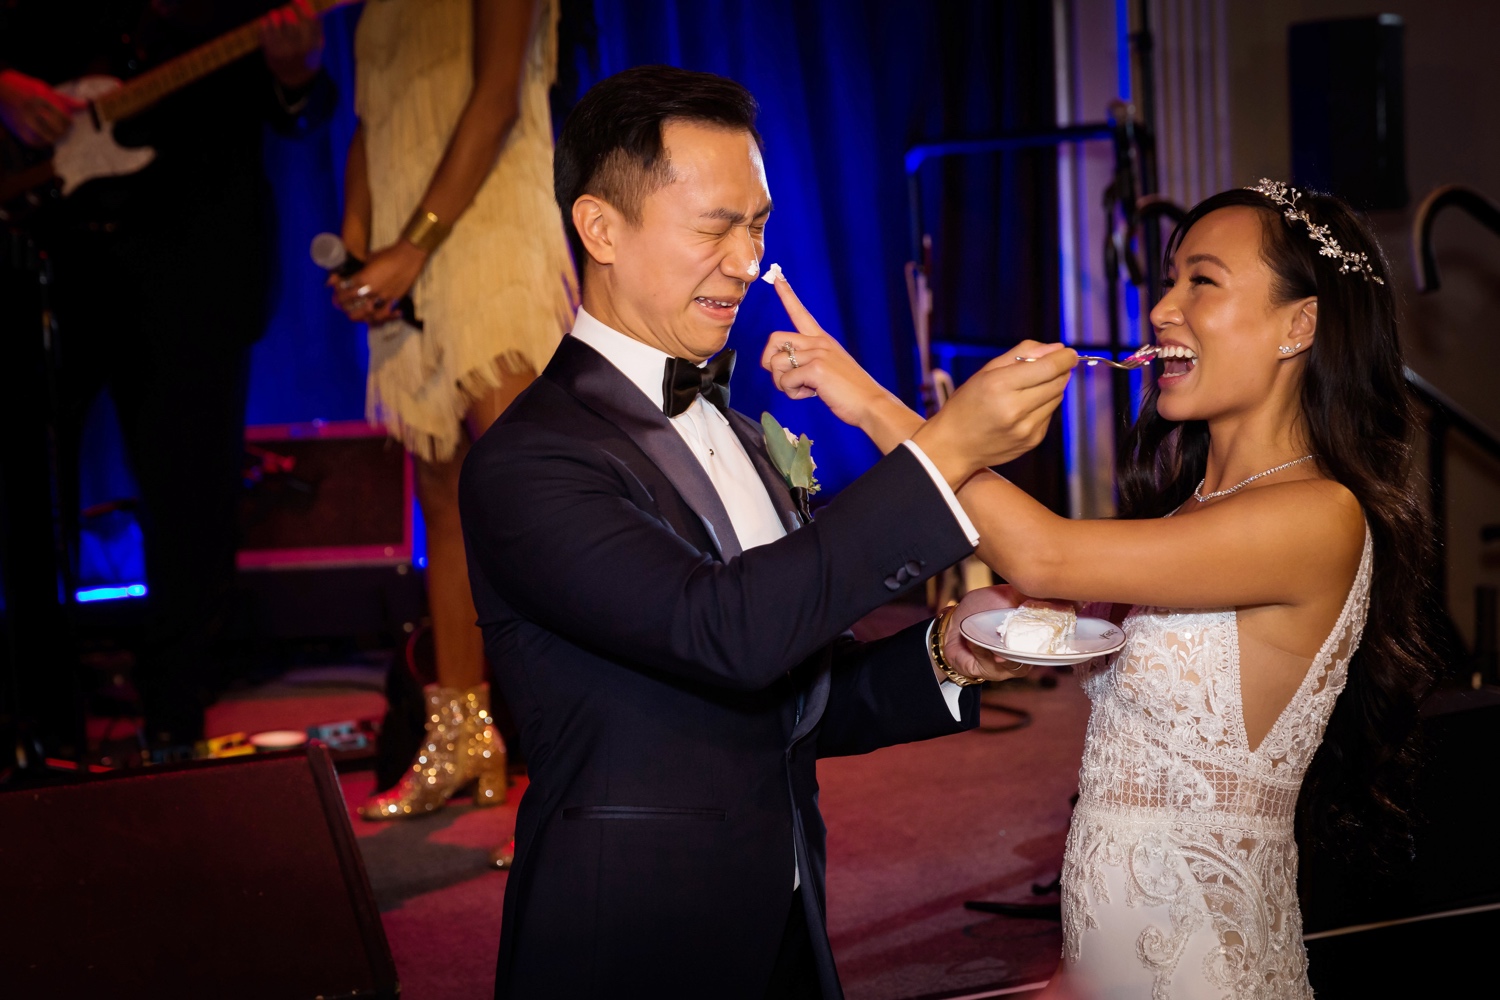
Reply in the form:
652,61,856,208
698,203,774,236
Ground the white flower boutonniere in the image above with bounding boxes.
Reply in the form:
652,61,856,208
761,412,820,521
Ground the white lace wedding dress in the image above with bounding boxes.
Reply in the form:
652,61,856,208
1056,525,1372,999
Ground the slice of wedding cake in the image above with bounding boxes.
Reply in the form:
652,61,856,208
998,600,1077,653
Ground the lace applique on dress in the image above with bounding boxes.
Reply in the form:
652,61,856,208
1061,528,1372,999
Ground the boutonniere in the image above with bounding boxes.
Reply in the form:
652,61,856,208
761,412,820,521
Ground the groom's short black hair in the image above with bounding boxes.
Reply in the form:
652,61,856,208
555,65,763,270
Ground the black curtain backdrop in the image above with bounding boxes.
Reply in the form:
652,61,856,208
925,1,1065,513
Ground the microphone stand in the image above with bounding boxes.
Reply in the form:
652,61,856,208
0,222,86,784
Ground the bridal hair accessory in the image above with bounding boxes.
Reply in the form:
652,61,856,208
1246,179,1384,284
1193,454,1316,503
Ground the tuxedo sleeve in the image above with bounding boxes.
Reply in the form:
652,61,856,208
815,620,981,758
460,421,974,693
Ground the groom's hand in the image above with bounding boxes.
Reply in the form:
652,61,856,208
943,585,1033,683
911,343,1077,489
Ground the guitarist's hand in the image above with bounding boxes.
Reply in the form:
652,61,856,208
0,70,83,148
262,0,325,91
329,241,427,325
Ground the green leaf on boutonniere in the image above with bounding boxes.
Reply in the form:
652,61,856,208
761,412,821,494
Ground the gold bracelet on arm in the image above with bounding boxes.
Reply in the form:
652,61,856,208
931,602,983,687
402,208,452,254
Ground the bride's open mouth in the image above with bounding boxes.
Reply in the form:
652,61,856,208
1156,344,1198,382
694,295,741,321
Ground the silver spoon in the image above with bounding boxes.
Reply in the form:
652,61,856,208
1014,345,1160,370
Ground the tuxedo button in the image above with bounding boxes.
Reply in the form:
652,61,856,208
905,559,924,576
883,575,902,592
895,566,911,584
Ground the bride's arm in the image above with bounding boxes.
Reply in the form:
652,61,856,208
958,470,1364,609
759,276,1072,483
758,280,1364,611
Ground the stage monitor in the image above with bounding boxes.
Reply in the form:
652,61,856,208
0,745,398,1000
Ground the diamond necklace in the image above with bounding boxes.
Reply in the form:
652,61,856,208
1192,455,1317,503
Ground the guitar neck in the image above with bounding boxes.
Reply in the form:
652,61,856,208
94,0,346,125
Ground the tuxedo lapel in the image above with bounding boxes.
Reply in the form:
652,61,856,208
546,337,743,561
727,411,804,534
721,412,827,741
790,664,832,745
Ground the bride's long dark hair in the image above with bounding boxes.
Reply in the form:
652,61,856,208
1116,187,1436,868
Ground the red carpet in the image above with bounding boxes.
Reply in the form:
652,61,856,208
203,616,1090,999
822,678,1086,999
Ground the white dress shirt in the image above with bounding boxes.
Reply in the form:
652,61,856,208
571,308,789,550
569,308,980,887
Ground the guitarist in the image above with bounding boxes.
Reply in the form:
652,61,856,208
0,1,331,754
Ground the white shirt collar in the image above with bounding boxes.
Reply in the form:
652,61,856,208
569,307,675,411
568,308,726,423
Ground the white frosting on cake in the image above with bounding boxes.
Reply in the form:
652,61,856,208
999,601,1078,653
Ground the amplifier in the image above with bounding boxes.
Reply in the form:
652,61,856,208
239,420,412,569
235,421,423,640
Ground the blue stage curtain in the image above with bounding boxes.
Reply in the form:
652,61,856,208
81,1,1060,587
565,0,1059,493
245,0,1058,493
247,4,366,426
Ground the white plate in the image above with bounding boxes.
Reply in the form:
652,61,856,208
959,609,1126,666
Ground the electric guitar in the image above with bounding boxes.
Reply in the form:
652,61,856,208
0,0,358,206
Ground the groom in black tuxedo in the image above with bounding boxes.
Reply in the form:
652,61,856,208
460,65,1075,1000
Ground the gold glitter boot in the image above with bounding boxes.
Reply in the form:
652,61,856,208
359,682,507,820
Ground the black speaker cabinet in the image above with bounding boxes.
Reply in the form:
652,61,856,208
236,421,422,641
240,420,412,570
0,745,398,999
1288,15,1407,210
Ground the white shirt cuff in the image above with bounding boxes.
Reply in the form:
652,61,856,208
900,440,980,547
925,618,967,722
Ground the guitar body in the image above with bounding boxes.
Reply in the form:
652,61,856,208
52,77,156,196
0,0,353,207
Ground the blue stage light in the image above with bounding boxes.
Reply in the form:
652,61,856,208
75,584,148,603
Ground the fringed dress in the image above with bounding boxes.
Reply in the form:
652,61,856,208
356,0,576,462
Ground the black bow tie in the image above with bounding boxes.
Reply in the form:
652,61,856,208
662,350,735,418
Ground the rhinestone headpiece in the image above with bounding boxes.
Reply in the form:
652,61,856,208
1246,178,1384,284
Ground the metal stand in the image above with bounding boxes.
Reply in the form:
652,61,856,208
901,0,1167,926
0,224,84,781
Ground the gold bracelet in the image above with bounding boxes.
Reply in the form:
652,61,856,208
402,208,452,254
931,603,983,687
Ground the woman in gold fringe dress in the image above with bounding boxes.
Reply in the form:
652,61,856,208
329,0,575,844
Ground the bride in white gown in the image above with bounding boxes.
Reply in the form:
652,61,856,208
758,181,1432,997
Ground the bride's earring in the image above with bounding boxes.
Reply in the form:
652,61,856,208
1278,342,1303,356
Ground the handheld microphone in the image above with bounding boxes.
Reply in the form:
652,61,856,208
310,232,422,329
